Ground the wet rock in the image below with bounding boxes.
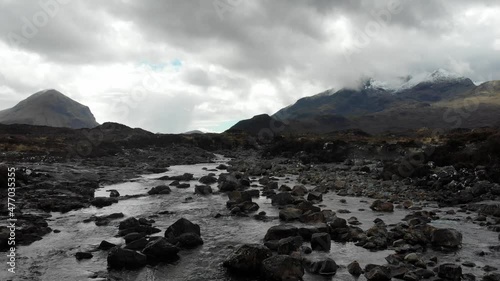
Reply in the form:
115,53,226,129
431,228,462,249
438,263,462,281
148,185,171,195
279,184,292,192
194,185,213,195
223,244,272,273
264,225,299,241
169,180,180,186
484,273,500,281
370,200,394,212
483,265,498,272
109,189,120,197
298,224,329,241
348,261,363,276
124,232,146,244
91,197,118,208
306,258,338,275
272,192,295,206
279,208,303,222
307,192,323,202
176,232,204,248
75,252,93,260
98,240,116,250
365,266,391,281
142,237,179,261
291,185,308,196
261,255,304,281
277,236,303,255
124,237,149,250
107,247,147,269
311,232,331,251
199,175,217,184
177,183,190,189
168,173,194,181
164,218,202,247
218,174,240,192
119,217,140,230
216,164,228,170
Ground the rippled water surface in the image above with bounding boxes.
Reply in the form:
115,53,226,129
2,156,499,281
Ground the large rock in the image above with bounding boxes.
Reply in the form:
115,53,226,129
142,237,180,261
307,192,323,202
107,247,147,269
370,200,394,212
348,261,363,276
91,197,118,208
148,185,171,195
279,208,303,222
261,255,304,281
194,185,213,195
311,232,331,251
277,236,303,255
164,218,202,247
176,232,204,248
306,258,338,275
223,244,272,273
119,217,140,230
437,263,462,281
484,273,500,281
365,266,391,281
264,225,299,241
272,192,295,206
291,185,308,196
199,175,217,184
431,228,462,249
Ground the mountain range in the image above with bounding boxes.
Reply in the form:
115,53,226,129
0,89,99,129
229,69,500,135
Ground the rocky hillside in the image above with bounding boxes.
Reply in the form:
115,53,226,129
0,89,99,129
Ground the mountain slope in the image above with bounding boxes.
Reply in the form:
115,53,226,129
229,70,500,135
0,89,99,129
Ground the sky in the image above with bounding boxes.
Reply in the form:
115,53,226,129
0,0,499,133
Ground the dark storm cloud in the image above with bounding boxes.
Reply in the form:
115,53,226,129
0,0,499,132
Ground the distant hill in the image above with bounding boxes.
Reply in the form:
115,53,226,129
226,114,287,135
0,89,99,129
228,70,500,135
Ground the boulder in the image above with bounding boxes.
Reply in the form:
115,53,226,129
124,232,146,244
431,228,462,249
177,183,190,189
176,232,204,248
370,200,394,212
291,185,308,196
277,236,303,255
109,189,120,197
484,273,500,281
348,261,363,276
279,208,302,222
264,225,299,241
306,258,338,275
119,217,140,230
124,237,149,251
311,232,331,251
164,218,202,246
261,255,304,281
438,263,462,281
272,193,295,206
148,185,171,195
75,252,93,260
365,266,391,281
199,175,217,184
307,192,323,202
107,247,147,269
142,237,180,261
194,185,213,195
91,197,118,208
223,244,272,273
98,240,116,250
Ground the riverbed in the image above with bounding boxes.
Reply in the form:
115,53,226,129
1,156,499,281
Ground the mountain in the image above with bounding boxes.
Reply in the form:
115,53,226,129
0,89,99,129
226,114,287,135
228,70,500,135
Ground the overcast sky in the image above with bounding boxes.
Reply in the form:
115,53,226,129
0,0,499,133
